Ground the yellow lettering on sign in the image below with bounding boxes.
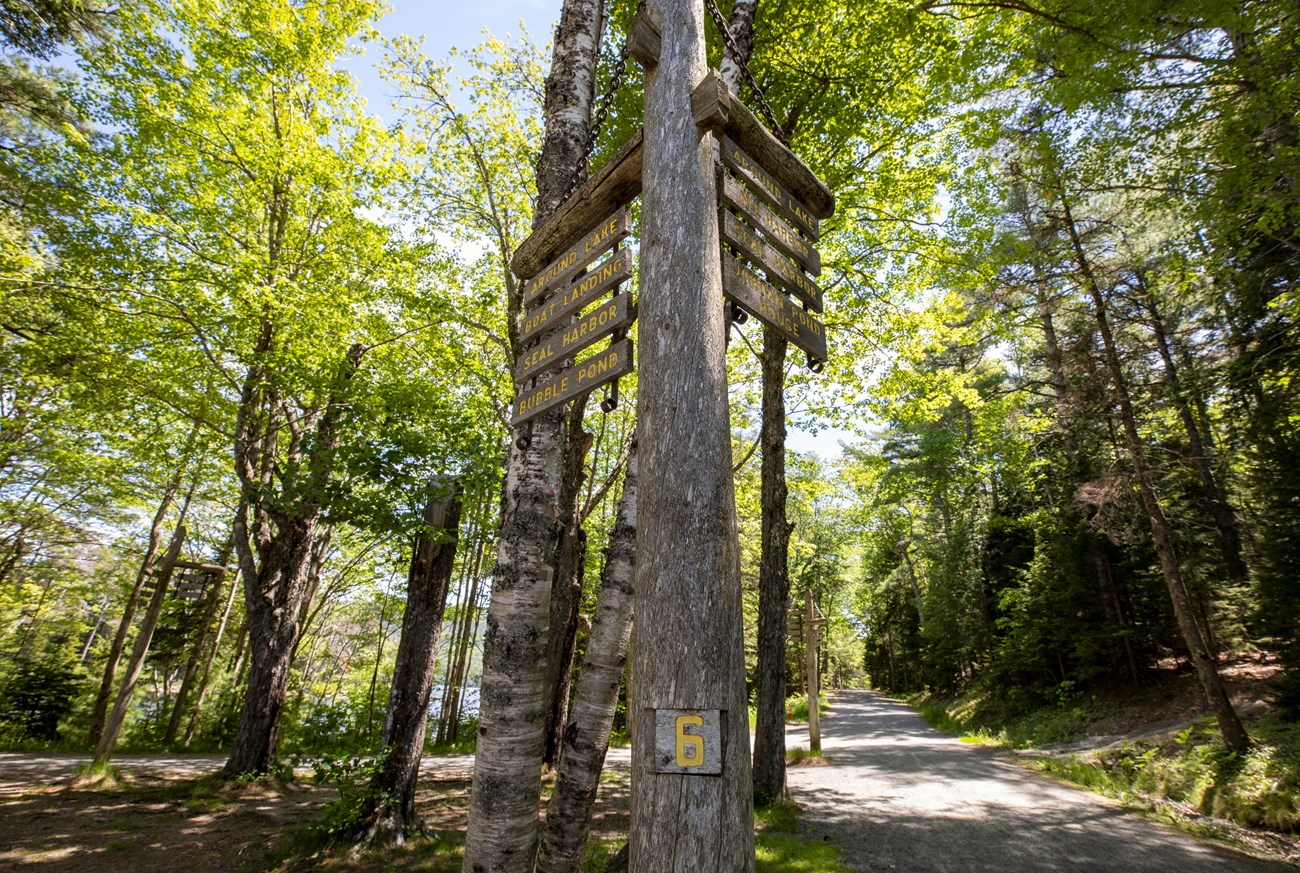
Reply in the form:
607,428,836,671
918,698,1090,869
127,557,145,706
675,714,705,767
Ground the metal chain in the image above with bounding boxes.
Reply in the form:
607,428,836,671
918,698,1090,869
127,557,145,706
563,1,647,203
704,0,789,146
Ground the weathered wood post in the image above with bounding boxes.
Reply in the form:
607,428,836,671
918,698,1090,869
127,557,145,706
630,0,756,869
805,584,821,754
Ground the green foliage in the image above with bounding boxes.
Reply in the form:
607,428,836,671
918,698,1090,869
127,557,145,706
784,693,829,724
302,751,389,844
754,799,853,873
0,652,83,743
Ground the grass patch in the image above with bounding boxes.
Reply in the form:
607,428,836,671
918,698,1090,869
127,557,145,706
1032,714,1300,831
914,687,1105,748
786,747,829,766
755,799,852,873
426,736,477,756
71,758,124,788
785,693,830,724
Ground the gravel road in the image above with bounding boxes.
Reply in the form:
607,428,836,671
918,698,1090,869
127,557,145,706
785,690,1289,873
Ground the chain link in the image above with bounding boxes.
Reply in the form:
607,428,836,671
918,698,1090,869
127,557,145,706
563,1,646,203
704,0,789,146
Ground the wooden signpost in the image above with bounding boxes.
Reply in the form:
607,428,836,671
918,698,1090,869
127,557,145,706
719,135,819,240
491,4,836,869
624,7,835,869
511,191,640,428
721,253,826,362
691,70,834,370
720,173,820,274
720,209,824,313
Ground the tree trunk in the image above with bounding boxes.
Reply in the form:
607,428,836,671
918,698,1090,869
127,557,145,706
1059,192,1252,753
719,0,792,807
446,499,489,745
183,562,242,747
462,0,604,868
537,441,638,873
359,481,463,844
804,583,821,754
441,509,486,745
436,498,480,745
222,343,366,779
222,518,319,776
753,329,793,802
718,0,757,95
87,474,183,745
1142,288,1249,584
543,408,593,768
164,538,235,746
95,517,187,762
631,1,756,868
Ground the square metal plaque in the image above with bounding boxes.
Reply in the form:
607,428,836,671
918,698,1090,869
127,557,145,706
653,709,723,775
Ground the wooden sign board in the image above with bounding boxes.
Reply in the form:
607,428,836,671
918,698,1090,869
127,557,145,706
515,294,635,384
653,709,723,775
721,173,820,275
513,130,644,281
719,136,819,242
690,69,833,217
519,248,634,344
722,253,827,362
511,338,634,427
522,206,633,307
721,210,823,312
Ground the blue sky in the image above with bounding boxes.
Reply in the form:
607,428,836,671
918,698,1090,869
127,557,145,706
351,0,562,118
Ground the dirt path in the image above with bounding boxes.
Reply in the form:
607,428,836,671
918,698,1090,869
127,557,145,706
0,749,631,871
785,690,1290,873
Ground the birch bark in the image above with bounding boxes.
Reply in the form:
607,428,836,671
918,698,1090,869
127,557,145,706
462,1,604,869
537,442,638,873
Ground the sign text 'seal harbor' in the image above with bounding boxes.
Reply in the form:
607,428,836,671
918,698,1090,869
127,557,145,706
510,175,642,428
515,293,635,384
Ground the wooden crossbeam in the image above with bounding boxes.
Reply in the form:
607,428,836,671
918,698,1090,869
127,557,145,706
691,69,835,221
512,130,645,281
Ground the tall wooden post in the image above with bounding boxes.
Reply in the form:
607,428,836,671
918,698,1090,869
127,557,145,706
630,1,755,869
805,584,820,754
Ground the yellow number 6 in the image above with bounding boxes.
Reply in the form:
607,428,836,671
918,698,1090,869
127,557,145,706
675,714,705,767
